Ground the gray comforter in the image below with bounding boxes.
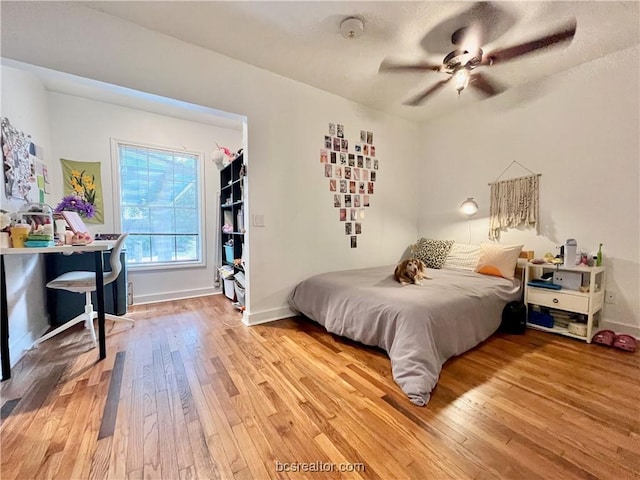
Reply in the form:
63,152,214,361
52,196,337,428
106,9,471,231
288,265,521,406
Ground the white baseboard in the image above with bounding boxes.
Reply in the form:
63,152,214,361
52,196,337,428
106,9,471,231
5,325,49,368
243,306,296,326
600,319,640,337
133,287,220,306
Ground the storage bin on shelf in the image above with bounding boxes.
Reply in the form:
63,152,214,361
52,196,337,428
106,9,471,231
567,322,587,337
528,307,554,328
224,243,234,263
224,245,234,263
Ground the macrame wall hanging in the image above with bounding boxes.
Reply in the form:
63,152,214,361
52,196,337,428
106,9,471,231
488,161,540,240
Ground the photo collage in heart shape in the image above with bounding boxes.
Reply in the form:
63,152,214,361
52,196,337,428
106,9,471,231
320,123,379,248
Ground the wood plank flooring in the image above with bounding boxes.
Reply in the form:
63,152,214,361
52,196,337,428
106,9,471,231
1,294,638,479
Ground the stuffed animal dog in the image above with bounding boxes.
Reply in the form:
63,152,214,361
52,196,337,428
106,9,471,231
394,258,429,285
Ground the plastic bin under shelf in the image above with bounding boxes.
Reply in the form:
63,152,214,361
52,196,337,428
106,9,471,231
234,280,245,306
223,277,236,301
528,309,554,328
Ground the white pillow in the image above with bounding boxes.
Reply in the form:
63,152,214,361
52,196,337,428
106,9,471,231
475,243,524,280
443,243,481,271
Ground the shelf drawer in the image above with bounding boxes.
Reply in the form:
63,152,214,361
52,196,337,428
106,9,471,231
527,288,589,313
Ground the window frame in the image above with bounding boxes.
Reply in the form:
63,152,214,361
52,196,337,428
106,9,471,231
111,138,206,271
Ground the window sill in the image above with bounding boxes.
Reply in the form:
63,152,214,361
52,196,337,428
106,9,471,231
127,260,205,272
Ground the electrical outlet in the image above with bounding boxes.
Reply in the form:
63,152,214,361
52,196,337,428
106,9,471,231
605,290,616,304
127,282,134,305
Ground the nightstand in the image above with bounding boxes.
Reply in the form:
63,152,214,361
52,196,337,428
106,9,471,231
524,263,606,342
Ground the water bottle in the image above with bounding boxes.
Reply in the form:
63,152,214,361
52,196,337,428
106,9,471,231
596,243,603,267
564,239,577,267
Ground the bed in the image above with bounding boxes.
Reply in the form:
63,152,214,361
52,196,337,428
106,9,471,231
288,263,522,406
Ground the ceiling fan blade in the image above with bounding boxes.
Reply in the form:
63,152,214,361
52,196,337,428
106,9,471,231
482,19,577,66
469,72,504,97
420,2,517,55
379,58,442,73
403,78,451,106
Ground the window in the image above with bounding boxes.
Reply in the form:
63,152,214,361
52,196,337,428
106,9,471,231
114,141,203,269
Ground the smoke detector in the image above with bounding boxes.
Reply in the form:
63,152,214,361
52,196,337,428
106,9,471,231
340,17,364,39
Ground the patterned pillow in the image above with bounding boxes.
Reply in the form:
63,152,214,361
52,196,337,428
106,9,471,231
412,238,454,269
444,243,481,271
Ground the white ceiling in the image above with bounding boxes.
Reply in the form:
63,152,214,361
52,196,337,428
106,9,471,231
2,58,245,131
84,1,639,123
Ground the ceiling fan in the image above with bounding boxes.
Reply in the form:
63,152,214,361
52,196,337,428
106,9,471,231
379,7,577,106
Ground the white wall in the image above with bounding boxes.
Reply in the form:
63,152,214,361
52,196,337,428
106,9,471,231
0,65,52,366
2,2,420,324
46,92,242,303
416,45,640,331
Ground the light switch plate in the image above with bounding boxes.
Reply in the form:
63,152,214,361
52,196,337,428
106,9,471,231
253,214,265,227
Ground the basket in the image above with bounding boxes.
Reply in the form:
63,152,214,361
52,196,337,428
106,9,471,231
567,322,587,337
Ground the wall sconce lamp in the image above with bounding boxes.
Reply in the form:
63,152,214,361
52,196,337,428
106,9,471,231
459,197,479,216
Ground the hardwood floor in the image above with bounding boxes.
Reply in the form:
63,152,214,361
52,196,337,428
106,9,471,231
1,294,638,479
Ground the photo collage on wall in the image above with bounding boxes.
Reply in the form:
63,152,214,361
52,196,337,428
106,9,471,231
1,117,49,202
320,122,379,248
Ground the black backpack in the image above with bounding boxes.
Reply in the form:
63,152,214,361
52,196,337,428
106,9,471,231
500,301,527,334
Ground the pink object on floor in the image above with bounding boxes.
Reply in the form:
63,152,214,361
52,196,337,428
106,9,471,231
592,329,615,346
612,334,638,353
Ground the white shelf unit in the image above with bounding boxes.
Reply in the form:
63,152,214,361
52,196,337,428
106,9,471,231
524,263,606,343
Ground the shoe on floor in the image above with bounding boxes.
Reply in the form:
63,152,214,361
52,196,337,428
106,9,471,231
612,334,638,353
592,329,615,346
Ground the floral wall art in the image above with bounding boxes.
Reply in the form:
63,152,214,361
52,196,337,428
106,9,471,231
60,158,104,223
320,123,379,249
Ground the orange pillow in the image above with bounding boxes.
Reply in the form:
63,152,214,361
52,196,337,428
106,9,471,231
475,243,524,280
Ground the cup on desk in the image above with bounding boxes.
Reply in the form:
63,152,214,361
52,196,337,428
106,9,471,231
10,224,31,248
55,219,68,239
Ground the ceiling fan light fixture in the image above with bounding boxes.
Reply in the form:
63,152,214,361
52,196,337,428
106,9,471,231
454,69,470,95
340,17,364,39
379,9,577,107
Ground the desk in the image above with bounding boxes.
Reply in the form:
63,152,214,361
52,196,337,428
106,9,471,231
0,241,116,381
